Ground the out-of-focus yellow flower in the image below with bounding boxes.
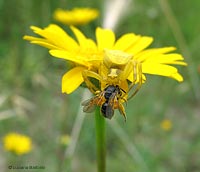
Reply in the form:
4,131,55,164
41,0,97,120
53,8,99,25
3,133,32,155
59,134,71,146
23,24,187,94
160,119,172,131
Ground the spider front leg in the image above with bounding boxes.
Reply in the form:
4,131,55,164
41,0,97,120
119,60,134,81
118,100,127,121
118,60,142,99
82,70,102,94
127,61,143,100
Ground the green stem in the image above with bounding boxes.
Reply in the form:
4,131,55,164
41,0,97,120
95,107,106,172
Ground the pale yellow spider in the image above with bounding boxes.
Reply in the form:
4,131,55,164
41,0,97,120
82,49,143,120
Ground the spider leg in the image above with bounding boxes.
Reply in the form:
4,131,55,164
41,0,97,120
82,70,102,94
118,101,127,122
119,61,134,81
127,61,142,100
120,60,137,99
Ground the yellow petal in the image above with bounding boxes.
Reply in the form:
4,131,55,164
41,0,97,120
70,26,97,50
23,35,46,42
30,41,61,50
70,26,87,46
84,39,98,50
24,35,53,49
53,8,99,25
126,36,153,55
144,53,187,66
113,33,140,51
134,47,176,61
96,27,115,50
142,63,177,75
62,67,85,94
23,35,60,49
171,73,183,82
49,50,89,66
142,63,183,81
30,24,79,51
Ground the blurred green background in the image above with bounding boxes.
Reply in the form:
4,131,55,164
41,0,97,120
0,0,200,172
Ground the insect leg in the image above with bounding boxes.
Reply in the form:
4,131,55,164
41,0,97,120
127,61,142,100
121,60,137,99
82,70,102,94
118,101,127,122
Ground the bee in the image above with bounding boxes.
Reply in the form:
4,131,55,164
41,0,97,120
81,85,127,120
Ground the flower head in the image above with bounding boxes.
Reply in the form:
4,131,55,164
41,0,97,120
23,24,187,94
53,8,99,25
59,134,71,146
160,119,172,131
3,133,32,155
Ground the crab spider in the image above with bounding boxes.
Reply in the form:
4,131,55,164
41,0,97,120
81,50,144,120
82,49,143,100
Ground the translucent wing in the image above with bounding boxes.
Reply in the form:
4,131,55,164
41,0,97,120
81,93,105,113
81,98,97,113
83,104,96,113
81,98,93,106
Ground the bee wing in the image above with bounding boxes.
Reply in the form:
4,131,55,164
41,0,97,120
81,92,104,106
81,98,92,106
81,98,97,113
81,96,99,113
83,104,96,113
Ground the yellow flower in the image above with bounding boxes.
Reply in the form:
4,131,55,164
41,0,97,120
53,8,99,25
23,24,187,94
59,134,71,146
3,133,32,155
160,119,172,131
